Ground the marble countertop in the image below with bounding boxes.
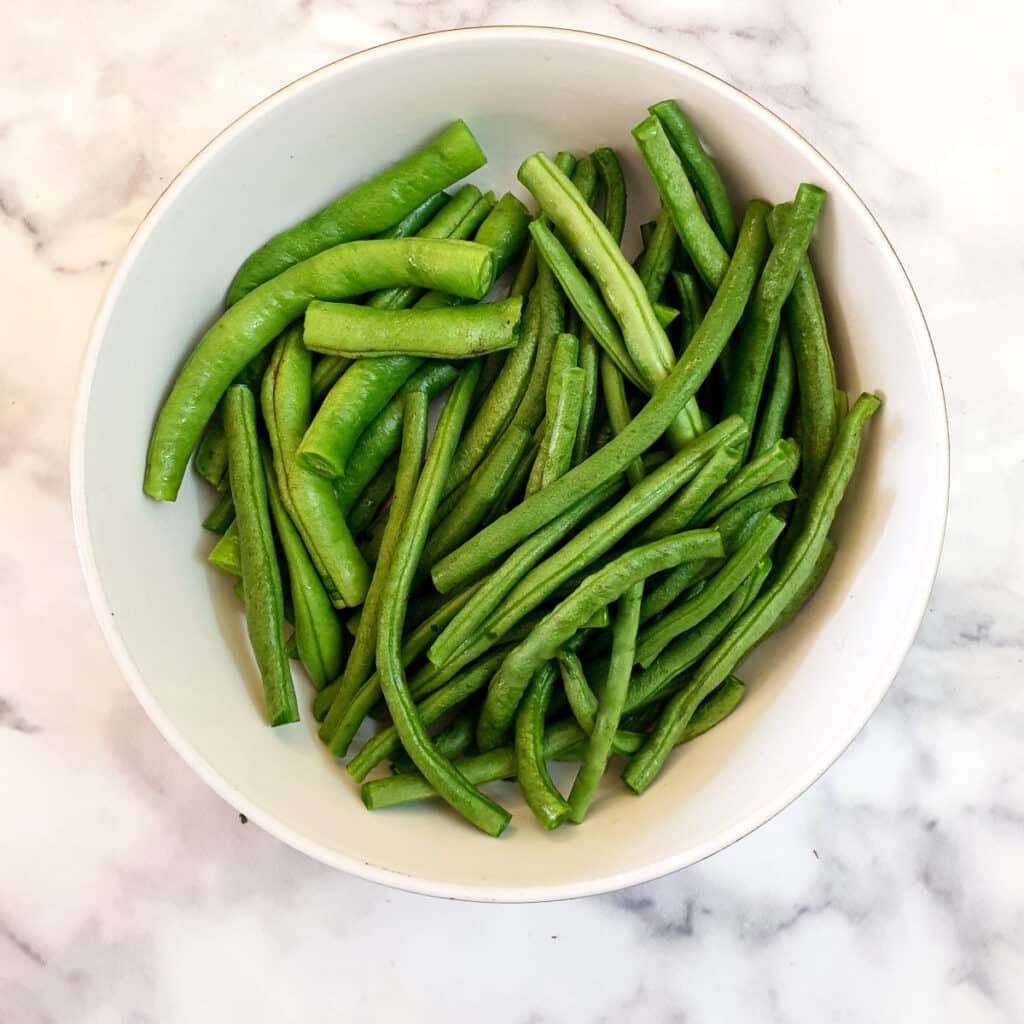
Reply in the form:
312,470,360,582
3,2,1022,1020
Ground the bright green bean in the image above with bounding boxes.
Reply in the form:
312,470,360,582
227,120,486,302
432,200,770,592
516,663,570,829
698,437,800,522
222,385,298,726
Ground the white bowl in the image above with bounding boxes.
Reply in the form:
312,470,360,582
71,26,948,901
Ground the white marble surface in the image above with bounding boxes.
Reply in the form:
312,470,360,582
2,1,1022,1020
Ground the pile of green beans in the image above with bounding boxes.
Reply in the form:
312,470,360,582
147,105,880,837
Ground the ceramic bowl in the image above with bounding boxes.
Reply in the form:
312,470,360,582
72,26,948,901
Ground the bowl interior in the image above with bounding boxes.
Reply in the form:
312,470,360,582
74,28,946,900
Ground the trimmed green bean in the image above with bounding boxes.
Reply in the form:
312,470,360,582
478,529,725,750
636,206,678,302
208,519,240,575
202,490,235,534
516,663,570,829
227,120,486,302
222,385,298,726
432,200,770,592
145,237,496,501
723,184,825,451
375,363,511,835
623,393,880,793
632,114,729,291
261,330,368,606
649,100,738,250
260,445,344,689
568,582,642,822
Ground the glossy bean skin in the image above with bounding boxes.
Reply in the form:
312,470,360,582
477,529,725,750
262,329,369,606
222,385,299,726
303,297,522,359
374,365,512,836
723,183,825,453
635,514,786,667
622,393,880,793
431,200,770,593
145,238,496,501
260,445,344,689
567,582,643,822
227,120,486,302
516,664,571,829
649,100,738,250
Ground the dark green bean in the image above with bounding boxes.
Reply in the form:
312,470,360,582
375,363,510,835
649,100,738,251
636,206,678,303
751,326,796,457
390,707,477,774
593,148,627,245
227,120,486,303
632,114,729,291
478,529,724,750
260,445,344,689
636,515,785,666
767,537,836,636
346,456,398,536
697,437,799,522
568,582,643,822
222,385,298,726
202,490,235,534
599,353,645,487
723,184,825,451
623,393,880,792
432,200,770,592
374,190,452,240
516,663,570,829
145,238,496,501
673,270,706,352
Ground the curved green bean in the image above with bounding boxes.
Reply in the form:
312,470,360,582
516,663,570,829
227,120,486,302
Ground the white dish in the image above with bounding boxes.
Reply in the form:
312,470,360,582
71,26,948,902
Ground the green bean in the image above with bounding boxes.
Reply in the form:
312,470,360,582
346,456,398,536
572,332,600,466
439,419,744,655
363,676,745,809
348,649,505,781
649,100,738,251
390,706,477,774
333,363,458,515
538,367,585,490
323,391,428,735
428,479,621,668
599,353,645,487
623,393,880,792
433,200,770,592
638,444,741,542
261,329,368,606
375,190,452,240
626,560,770,716
490,433,541,520
364,186,489,311
767,204,838,520
323,581,486,755
698,437,799,522
221,385,298,725
632,114,729,291
202,490,235,534
227,120,486,302
423,423,534,568
529,222,644,388
751,326,796,457
636,515,785,667
260,445,344,689
305,297,522,360
723,184,825,450
312,678,341,721
310,355,354,406
478,530,724,750
568,582,642,822
673,270,706,352
208,519,240,575
636,206,678,302
526,332,581,495
521,154,703,446
375,363,510,835
194,416,230,489
571,154,599,206
593,148,627,244
558,651,599,733
145,238,497,501
472,192,533,276
640,482,796,621
515,664,570,828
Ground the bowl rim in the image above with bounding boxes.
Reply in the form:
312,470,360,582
70,24,950,903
